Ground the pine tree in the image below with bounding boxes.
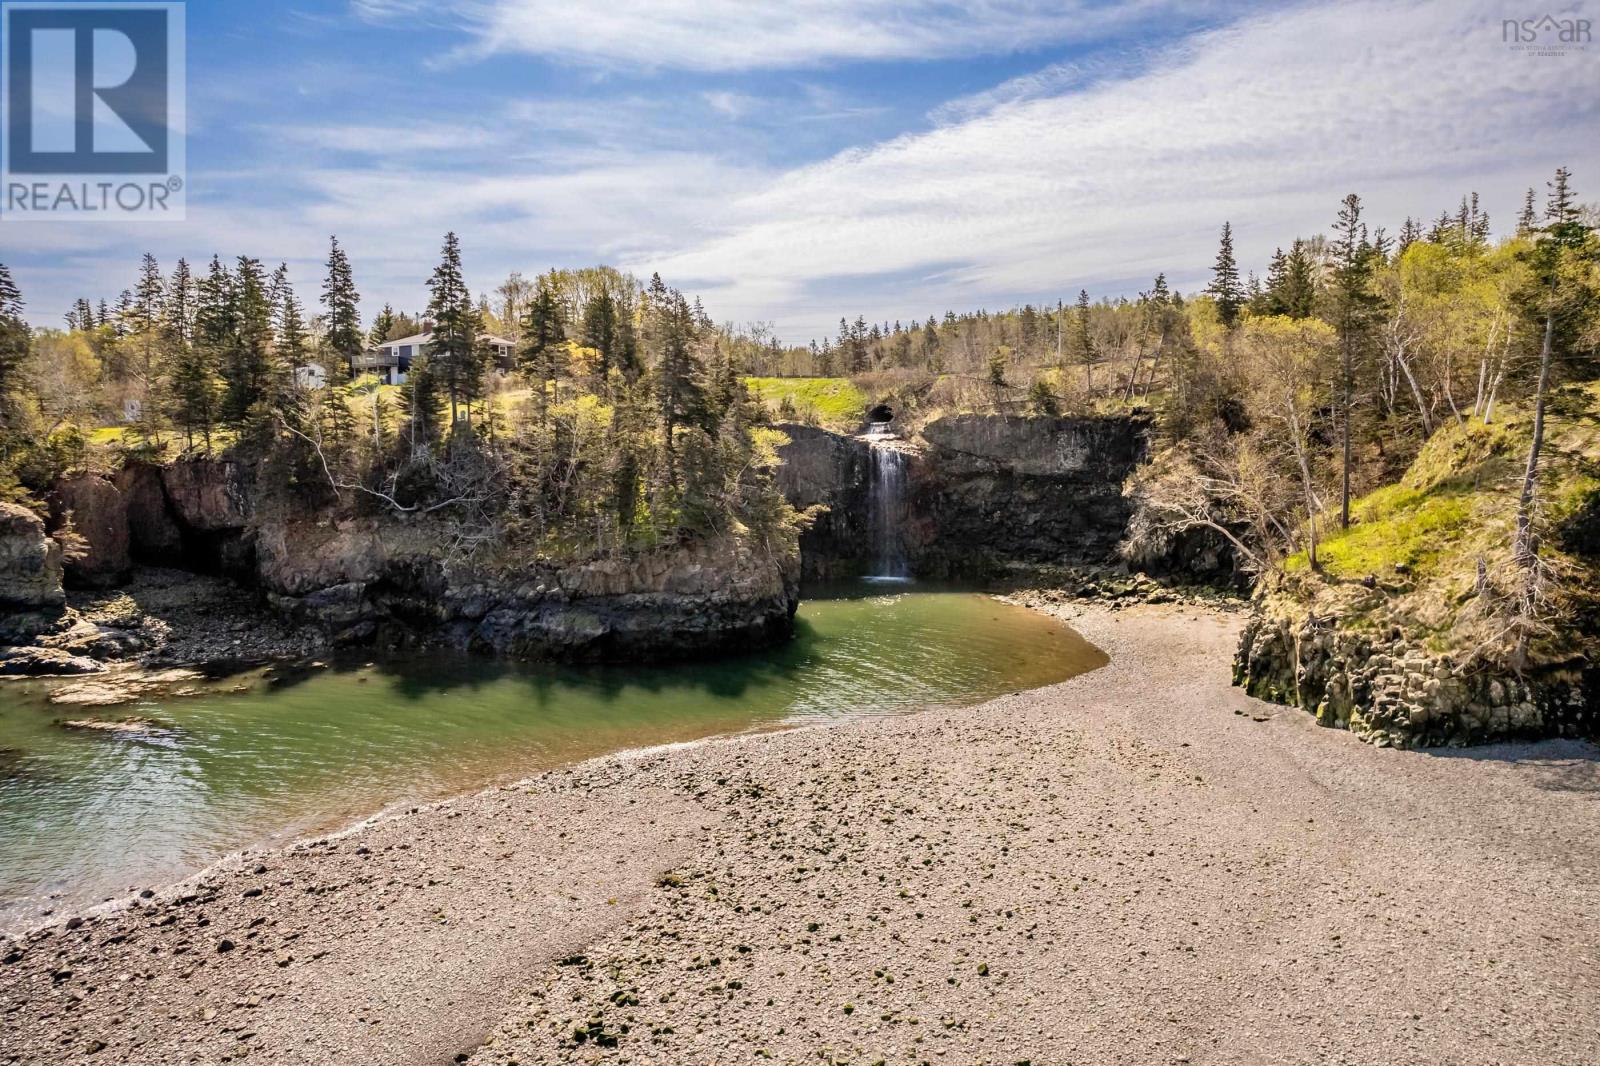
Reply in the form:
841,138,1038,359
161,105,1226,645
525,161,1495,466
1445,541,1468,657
368,304,397,347
519,278,567,422
322,236,362,381
0,264,30,432
423,232,480,428
1329,193,1380,529
223,257,276,426
1206,222,1245,329
1517,187,1538,235
1074,289,1096,390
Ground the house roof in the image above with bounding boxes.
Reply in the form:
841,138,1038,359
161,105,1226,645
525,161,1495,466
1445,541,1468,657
377,330,517,350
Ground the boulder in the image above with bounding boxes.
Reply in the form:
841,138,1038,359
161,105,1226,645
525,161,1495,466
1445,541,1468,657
0,645,106,676
116,463,184,563
0,500,65,608
47,475,131,588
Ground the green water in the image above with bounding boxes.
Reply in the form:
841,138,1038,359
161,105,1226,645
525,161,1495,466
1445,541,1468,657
0,585,1103,928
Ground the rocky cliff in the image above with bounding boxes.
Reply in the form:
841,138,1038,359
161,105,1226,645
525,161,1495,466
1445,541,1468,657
256,515,798,661
1234,602,1593,747
773,424,872,580
773,415,1151,580
911,415,1149,575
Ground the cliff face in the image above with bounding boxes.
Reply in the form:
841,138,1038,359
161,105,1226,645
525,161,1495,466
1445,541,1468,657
911,415,1149,576
773,415,1151,580
255,515,799,661
773,424,872,581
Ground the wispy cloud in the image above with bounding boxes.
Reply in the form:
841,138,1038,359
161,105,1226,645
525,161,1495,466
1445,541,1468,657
632,0,1600,337
354,0,1216,71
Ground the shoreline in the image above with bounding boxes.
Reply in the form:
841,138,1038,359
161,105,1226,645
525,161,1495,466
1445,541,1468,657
3,600,1597,1064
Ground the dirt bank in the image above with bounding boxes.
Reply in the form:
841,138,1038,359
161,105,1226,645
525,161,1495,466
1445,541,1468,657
2,602,1596,1065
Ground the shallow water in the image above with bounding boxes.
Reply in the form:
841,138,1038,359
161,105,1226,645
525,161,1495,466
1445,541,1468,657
0,584,1103,926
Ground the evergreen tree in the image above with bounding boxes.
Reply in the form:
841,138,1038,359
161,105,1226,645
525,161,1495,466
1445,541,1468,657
1074,289,1096,390
223,257,276,425
1517,187,1538,235
368,304,397,347
519,278,567,421
1329,193,1381,529
422,232,480,428
322,236,362,381
271,263,309,374
0,264,30,434
1206,222,1245,328
580,288,636,387
653,289,706,476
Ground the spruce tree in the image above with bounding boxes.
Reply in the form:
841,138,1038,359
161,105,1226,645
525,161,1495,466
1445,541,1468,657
519,278,567,422
271,263,309,373
1517,187,1538,235
223,257,276,426
653,289,706,477
580,289,637,388
1329,193,1381,529
322,236,362,381
423,232,480,428
1206,222,1245,329
1074,289,1096,390
368,304,397,348
0,264,30,432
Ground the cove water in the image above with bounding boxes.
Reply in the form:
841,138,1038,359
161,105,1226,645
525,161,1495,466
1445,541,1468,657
0,584,1104,929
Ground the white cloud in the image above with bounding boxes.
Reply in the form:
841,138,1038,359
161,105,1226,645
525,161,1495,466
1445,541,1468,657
624,0,1600,339
10,0,1598,344
355,0,1204,72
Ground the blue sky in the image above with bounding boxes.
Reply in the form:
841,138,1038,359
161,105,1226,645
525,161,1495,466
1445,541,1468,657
3,0,1598,342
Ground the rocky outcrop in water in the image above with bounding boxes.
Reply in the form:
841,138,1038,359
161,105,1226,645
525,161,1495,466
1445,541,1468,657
257,516,799,661
1233,606,1594,747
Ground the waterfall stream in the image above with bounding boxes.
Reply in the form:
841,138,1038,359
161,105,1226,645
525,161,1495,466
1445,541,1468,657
866,427,911,581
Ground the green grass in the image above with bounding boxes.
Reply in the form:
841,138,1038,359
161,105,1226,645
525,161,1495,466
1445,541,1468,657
1290,483,1477,579
744,377,866,430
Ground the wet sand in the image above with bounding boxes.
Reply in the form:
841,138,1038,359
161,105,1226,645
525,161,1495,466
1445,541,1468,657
2,601,1596,1065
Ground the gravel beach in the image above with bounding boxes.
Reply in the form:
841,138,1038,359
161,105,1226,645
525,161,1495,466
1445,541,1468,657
2,600,1596,1065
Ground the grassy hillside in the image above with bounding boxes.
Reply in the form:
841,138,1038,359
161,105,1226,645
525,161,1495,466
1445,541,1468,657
744,377,866,431
1277,382,1600,663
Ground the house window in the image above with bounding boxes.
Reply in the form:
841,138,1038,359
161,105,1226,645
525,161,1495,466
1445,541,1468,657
397,344,412,358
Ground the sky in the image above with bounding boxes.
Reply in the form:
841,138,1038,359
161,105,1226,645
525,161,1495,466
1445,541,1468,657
2,0,1597,342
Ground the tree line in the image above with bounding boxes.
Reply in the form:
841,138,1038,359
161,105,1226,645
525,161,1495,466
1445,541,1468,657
0,238,805,565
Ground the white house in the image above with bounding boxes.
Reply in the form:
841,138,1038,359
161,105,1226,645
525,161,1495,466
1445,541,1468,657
350,331,517,386
293,364,328,390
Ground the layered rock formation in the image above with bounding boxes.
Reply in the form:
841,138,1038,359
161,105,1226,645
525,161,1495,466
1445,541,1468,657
773,424,871,580
0,501,64,609
256,516,799,661
771,415,1151,580
1234,609,1593,747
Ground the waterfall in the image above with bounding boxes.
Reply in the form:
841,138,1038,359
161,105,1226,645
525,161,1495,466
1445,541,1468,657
866,431,911,581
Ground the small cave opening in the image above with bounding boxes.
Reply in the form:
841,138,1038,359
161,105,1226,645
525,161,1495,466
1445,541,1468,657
866,404,896,425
